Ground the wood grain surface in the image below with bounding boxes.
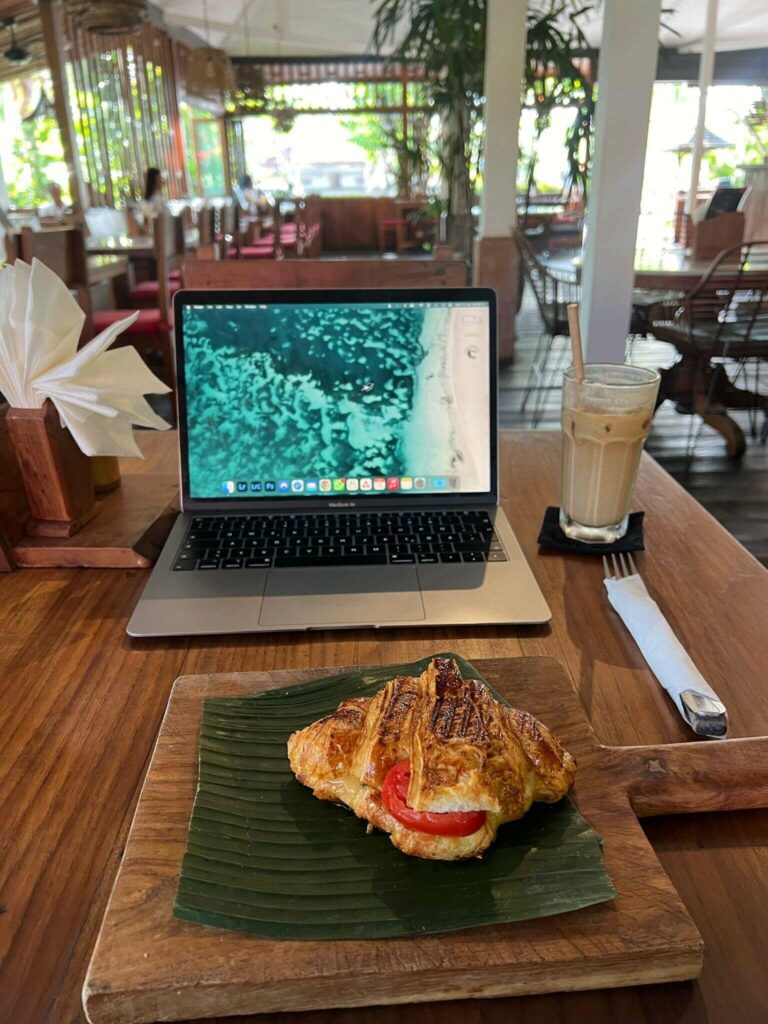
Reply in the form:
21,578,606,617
1,430,767,1024
10,436,179,567
5,401,97,534
82,659,768,1024
182,258,469,291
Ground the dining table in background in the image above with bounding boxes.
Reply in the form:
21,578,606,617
543,240,768,290
1,430,767,1024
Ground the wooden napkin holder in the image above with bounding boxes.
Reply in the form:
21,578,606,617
6,401,101,538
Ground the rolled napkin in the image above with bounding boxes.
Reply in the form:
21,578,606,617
604,571,728,739
0,258,170,457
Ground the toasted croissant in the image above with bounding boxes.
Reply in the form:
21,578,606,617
287,657,576,860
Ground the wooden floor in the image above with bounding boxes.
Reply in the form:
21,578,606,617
501,291,768,566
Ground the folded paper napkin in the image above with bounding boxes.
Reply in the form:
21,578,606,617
0,258,170,457
604,570,727,737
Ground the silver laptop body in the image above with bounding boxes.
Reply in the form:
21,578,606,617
127,287,550,637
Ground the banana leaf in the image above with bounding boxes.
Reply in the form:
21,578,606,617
174,653,615,939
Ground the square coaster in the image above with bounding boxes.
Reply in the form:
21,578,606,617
537,506,644,554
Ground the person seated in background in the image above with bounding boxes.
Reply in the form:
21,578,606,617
38,182,69,221
233,173,260,214
139,167,166,226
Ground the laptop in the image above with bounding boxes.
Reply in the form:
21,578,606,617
127,287,551,637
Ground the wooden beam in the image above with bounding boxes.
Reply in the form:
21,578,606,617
39,0,89,214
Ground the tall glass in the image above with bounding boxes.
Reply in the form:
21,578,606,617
560,364,660,543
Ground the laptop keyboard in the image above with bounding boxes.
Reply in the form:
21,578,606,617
172,510,507,571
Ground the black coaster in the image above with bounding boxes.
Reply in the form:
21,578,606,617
537,506,645,554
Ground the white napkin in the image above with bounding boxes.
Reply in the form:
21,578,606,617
604,571,728,736
0,258,170,457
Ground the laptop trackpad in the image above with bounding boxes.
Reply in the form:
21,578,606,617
259,567,425,626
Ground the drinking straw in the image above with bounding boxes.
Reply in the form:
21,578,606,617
567,303,585,383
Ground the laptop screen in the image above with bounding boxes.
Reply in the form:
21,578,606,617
179,295,493,501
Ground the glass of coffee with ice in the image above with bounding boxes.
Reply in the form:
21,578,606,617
560,364,660,544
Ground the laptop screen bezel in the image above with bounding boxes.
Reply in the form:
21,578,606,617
173,287,499,511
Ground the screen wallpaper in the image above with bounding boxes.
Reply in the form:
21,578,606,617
182,301,491,499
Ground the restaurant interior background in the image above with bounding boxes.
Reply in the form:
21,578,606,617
0,0,765,564
3,4,768,1024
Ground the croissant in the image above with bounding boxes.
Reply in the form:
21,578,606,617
287,657,576,860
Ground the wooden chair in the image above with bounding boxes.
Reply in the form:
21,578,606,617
182,256,469,291
515,228,580,426
649,240,768,458
91,211,177,387
20,225,93,337
127,212,185,307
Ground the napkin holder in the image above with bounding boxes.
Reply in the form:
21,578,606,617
6,400,101,537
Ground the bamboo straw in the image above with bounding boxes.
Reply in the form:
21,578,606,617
567,303,585,383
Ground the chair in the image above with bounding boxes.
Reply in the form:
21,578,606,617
515,228,580,426
127,212,185,307
91,211,176,387
20,225,92,338
649,240,768,458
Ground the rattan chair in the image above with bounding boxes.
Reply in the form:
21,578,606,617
649,240,768,458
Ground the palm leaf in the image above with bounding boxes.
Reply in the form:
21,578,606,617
174,654,615,940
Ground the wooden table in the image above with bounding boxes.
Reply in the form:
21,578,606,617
86,228,199,258
2,430,767,1024
544,243,768,290
86,253,130,286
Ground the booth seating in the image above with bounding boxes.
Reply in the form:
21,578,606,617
20,225,93,339
127,212,186,306
182,256,469,290
91,211,178,387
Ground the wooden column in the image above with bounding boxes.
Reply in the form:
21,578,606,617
473,0,528,364
580,0,662,363
39,0,89,214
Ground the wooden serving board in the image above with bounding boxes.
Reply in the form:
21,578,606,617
83,658,768,1024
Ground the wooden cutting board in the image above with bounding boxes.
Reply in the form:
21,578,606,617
83,658,768,1024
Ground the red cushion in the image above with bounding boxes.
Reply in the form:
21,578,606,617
92,308,170,335
240,245,277,259
128,279,180,301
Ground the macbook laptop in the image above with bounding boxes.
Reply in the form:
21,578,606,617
127,287,550,637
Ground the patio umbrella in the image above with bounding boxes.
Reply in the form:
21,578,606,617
669,128,733,154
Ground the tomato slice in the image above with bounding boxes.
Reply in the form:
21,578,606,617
380,761,486,837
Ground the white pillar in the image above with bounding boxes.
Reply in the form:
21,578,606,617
480,0,527,236
580,0,662,363
474,0,527,361
685,0,719,216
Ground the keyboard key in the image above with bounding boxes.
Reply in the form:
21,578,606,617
198,559,220,570
245,557,272,568
222,558,243,569
487,550,508,562
390,553,415,564
462,551,485,562
440,552,461,563
173,559,195,571
417,554,438,563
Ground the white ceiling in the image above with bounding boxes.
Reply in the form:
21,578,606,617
154,0,768,58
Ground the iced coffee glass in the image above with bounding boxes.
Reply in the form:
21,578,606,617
560,364,660,543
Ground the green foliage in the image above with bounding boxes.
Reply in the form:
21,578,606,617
370,0,600,238
8,115,65,207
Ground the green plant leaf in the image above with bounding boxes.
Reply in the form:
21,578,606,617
174,654,615,940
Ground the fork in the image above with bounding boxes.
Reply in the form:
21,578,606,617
602,551,728,739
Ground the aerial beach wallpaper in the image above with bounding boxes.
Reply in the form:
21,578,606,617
182,301,490,498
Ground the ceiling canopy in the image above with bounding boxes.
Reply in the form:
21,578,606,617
153,0,768,58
